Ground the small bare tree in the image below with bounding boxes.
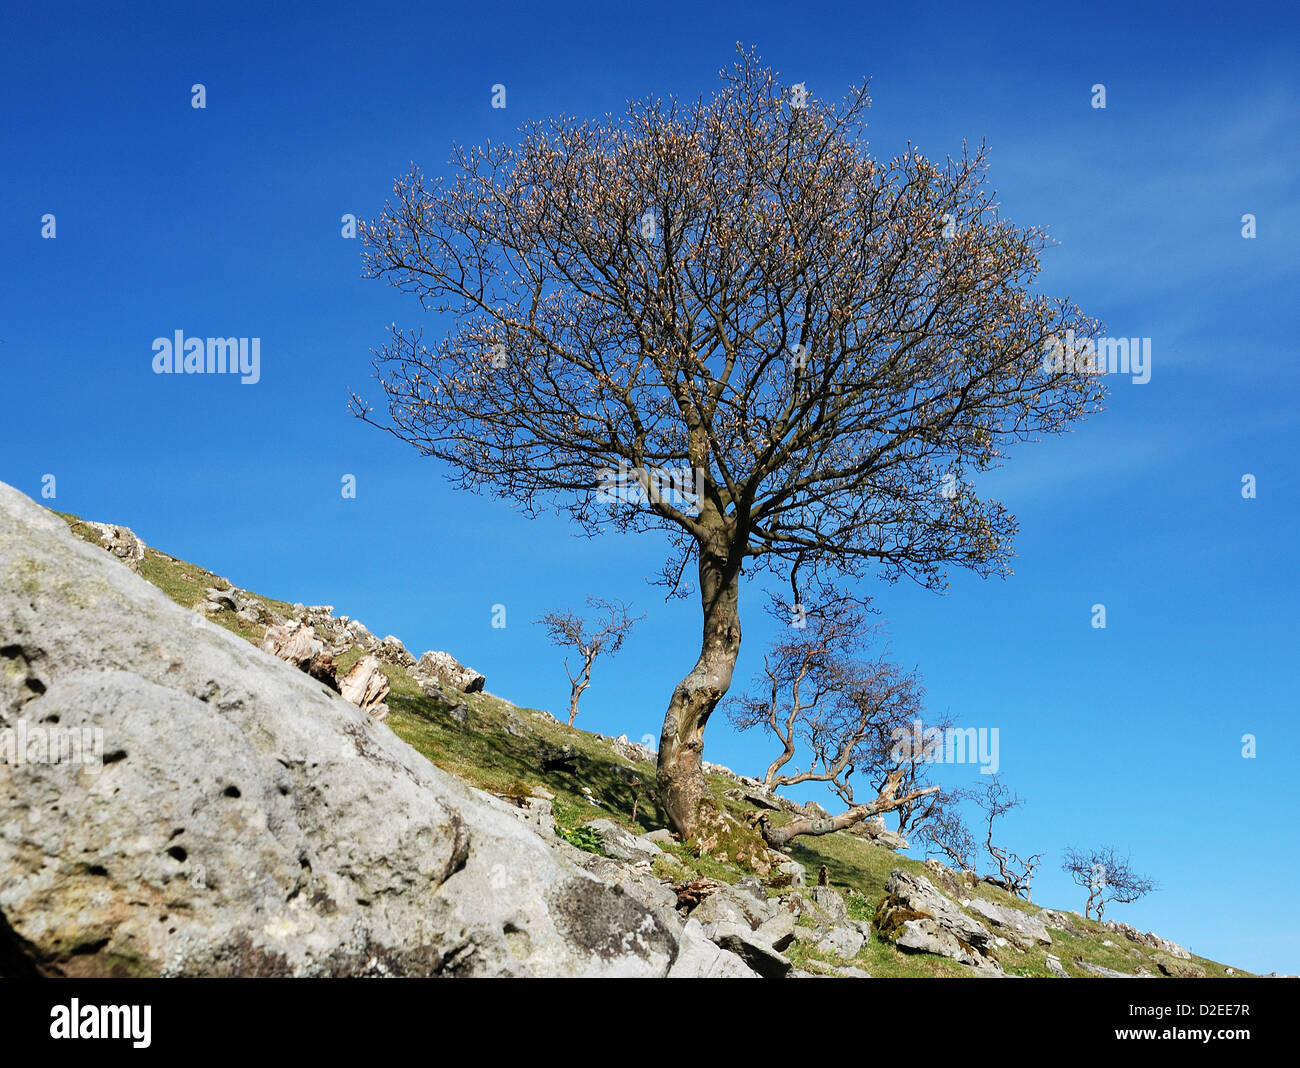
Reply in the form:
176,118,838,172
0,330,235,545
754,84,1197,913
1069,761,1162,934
915,788,979,875
1062,846,1158,921
535,597,643,724
969,775,1043,901
729,592,939,848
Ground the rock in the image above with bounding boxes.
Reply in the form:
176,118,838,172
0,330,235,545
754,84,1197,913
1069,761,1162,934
1039,908,1085,938
609,734,656,763
874,869,1000,971
514,797,555,838
338,655,390,721
809,886,849,923
667,920,761,978
816,925,865,959
642,828,675,845
848,816,909,851
553,844,682,938
0,481,678,977
965,898,1052,948
260,622,339,692
777,859,806,888
803,800,831,819
1102,920,1191,960
754,911,796,952
447,702,469,724
691,879,777,931
415,650,485,693
1076,961,1141,978
378,635,416,670
1045,954,1070,978
703,921,794,979
673,878,726,911
1153,954,1206,978
539,743,578,772
204,586,243,612
582,819,661,863
79,520,147,574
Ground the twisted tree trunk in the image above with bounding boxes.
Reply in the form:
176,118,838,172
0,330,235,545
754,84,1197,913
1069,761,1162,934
656,545,742,837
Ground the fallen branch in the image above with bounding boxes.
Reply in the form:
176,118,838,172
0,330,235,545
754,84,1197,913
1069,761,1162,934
755,771,940,849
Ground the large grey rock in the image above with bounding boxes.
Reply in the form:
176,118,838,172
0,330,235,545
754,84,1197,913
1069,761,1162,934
78,520,147,574
551,841,682,939
667,920,760,978
777,859,806,887
809,886,849,923
703,920,794,979
1102,920,1191,960
415,650,485,694
0,482,677,977
754,911,796,951
874,869,1000,971
582,819,662,863
848,816,909,851
965,897,1052,948
816,924,865,959
691,876,778,931
1045,953,1070,978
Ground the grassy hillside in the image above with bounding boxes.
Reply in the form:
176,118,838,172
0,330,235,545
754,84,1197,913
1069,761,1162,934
56,510,1250,979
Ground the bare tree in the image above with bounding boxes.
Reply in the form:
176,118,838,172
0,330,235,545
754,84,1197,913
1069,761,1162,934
352,46,1107,835
968,775,1043,901
534,597,643,724
915,788,979,874
728,590,940,846
1062,846,1158,921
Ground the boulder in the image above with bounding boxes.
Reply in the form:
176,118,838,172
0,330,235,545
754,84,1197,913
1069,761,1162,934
690,878,777,931
754,911,796,952
848,816,909,851
609,734,656,763
874,869,1000,971
667,920,761,978
816,924,865,959
1153,954,1205,978
79,521,147,574
582,819,662,863
1102,920,1191,960
338,654,390,721
260,621,339,692
703,920,794,978
415,650,485,693
809,886,849,923
777,859,806,888
1039,908,1085,937
0,481,678,977
965,898,1052,948
378,635,417,670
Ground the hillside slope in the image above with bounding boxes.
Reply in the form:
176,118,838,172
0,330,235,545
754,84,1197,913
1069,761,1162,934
50,508,1250,979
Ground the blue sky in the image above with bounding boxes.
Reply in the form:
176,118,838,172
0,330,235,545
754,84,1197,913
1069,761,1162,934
2,0,1296,973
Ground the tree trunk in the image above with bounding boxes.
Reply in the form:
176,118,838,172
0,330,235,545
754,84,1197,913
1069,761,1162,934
656,547,742,837
756,772,939,849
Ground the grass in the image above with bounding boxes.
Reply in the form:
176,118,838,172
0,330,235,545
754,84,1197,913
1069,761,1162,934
50,506,1256,978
